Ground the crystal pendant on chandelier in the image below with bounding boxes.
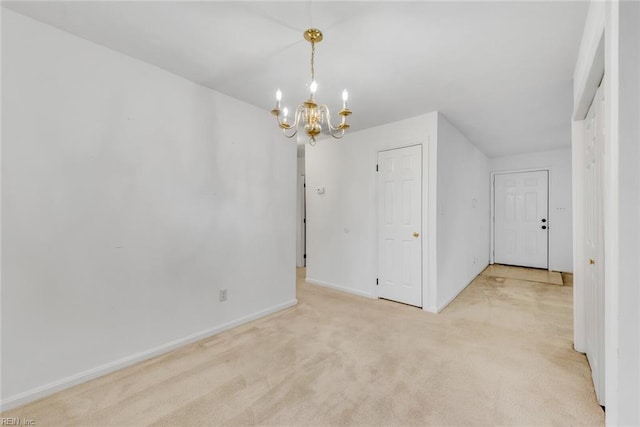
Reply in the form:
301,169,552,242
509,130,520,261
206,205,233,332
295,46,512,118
271,28,352,145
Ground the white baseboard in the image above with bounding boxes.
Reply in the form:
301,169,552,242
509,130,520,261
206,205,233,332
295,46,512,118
305,278,375,299
0,299,298,411
423,305,438,314
435,263,489,313
435,289,464,313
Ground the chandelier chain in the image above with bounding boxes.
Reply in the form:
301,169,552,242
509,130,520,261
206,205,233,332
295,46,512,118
311,42,315,82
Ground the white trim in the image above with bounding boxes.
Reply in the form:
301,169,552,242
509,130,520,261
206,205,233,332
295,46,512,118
572,119,587,354
296,173,306,267
603,0,619,417
490,171,495,264
574,1,606,120
575,37,605,121
425,133,438,313
571,0,606,369
0,299,298,412
490,168,551,270
433,268,487,313
422,305,438,314
572,0,623,417
305,278,375,299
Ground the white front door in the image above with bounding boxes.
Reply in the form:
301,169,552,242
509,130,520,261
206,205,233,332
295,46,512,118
584,83,605,405
377,145,422,307
494,170,549,269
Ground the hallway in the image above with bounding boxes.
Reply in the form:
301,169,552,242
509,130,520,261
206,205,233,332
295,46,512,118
5,266,604,425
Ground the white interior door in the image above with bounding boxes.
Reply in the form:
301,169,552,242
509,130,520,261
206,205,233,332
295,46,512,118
584,83,605,405
377,145,422,307
494,170,549,269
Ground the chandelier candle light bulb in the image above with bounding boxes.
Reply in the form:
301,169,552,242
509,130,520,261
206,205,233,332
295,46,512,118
271,28,352,144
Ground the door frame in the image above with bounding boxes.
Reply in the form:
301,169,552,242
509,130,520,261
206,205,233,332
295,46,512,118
296,174,306,267
582,81,606,405
490,168,551,270
374,143,424,307
571,4,609,411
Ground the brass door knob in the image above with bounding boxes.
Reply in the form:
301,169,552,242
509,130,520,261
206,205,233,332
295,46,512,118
589,259,595,265
413,232,420,238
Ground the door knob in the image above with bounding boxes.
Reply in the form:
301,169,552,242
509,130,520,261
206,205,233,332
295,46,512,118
589,259,595,265
541,218,547,223
541,225,547,230
413,232,420,238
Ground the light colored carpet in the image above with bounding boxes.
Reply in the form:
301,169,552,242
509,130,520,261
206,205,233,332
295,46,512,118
4,266,603,426
483,264,564,285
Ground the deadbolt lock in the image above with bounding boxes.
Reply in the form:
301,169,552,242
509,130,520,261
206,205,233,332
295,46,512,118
589,259,595,265
413,232,420,238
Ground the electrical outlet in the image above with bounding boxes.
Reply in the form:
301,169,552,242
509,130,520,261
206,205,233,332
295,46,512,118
219,289,228,302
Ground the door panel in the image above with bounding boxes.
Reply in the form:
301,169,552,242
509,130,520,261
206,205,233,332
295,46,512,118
377,145,422,307
584,83,605,405
494,170,549,269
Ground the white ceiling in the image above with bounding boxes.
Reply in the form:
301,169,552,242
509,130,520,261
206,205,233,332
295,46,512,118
3,1,588,157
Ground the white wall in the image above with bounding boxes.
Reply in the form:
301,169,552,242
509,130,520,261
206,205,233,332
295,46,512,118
305,112,438,307
1,10,296,409
573,1,640,423
436,115,490,309
305,112,490,312
297,151,306,174
613,0,640,423
490,148,573,272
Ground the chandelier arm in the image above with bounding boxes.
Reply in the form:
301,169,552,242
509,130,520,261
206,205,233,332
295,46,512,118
318,104,334,129
275,114,286,128
293,104,305,128
318,104,347,139
275,114,295,137
282,127,298,139
284,108,306,139
329,129,346,139
275,104,305,137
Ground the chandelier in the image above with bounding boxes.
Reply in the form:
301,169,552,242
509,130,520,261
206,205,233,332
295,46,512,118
271,28,352,144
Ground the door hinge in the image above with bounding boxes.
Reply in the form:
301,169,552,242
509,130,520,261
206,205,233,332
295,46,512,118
376,278,379,285
304,254,307,259
303,218,306,224
376,164,379,172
